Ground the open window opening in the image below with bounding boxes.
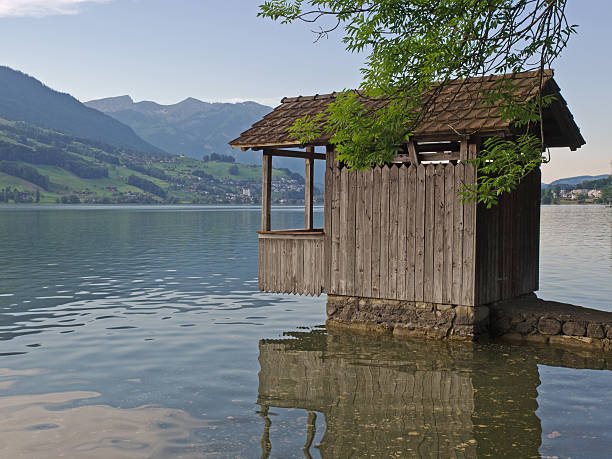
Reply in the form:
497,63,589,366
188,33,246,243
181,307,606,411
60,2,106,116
259,146,327,235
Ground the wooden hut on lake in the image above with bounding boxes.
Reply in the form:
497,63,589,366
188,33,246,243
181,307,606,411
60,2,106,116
230,70,584,339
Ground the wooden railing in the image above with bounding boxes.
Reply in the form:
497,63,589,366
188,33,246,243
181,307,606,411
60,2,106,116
258,230,325,295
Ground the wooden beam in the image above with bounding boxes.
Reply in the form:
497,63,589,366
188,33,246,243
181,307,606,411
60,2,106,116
548,98,585,150
257,228,324,235
324,145,336,294
242,140,330,150
418,151,460,162
262,148,326,160
411,130,508,143
415,141,460,153
261,151,272,231
407,140,420,165
257,231,325,240
305,147,315,229
468,140,479,159
393,154,412,163
459,139,469,161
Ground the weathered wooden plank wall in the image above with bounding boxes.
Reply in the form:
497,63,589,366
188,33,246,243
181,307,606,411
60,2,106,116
259,235,325,295
474,168,541,305
328,161,479,305
257,156,540,305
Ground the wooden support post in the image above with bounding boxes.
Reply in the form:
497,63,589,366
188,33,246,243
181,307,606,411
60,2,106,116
324,145,335,293
305,146,315,229
408,139,420,165
459,139,469,161
468,140,479,159
261,151,272,231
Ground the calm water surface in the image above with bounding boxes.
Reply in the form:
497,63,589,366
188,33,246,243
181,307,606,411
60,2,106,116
0,204,610,458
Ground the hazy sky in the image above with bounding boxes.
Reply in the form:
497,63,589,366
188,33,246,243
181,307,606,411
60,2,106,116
0,0,609,182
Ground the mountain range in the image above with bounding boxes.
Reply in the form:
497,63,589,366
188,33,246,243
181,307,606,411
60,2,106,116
0,66,308,204
85,94,321,179
0,66,163,155
85,95,272,161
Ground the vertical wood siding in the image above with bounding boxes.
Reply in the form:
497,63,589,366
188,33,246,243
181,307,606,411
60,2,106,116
259,235,325,295
257,159,540,305
328,162,479,305
474,168,541,305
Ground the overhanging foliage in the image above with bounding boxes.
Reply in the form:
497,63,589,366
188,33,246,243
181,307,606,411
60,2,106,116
259,0,577,205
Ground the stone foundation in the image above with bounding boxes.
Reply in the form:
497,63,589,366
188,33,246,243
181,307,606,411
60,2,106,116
326,295,490,340
489,294,612,351
326,294,612,351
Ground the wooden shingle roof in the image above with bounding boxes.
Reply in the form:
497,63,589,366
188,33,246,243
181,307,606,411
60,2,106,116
230,70,584,151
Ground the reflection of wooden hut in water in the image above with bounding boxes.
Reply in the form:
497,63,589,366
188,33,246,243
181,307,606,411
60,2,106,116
230,71,584,339
257,330,611,458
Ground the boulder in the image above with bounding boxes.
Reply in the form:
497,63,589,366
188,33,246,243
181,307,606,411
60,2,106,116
516,320,536,335
537,317,562,335
562,321,586,337
587,323,605,339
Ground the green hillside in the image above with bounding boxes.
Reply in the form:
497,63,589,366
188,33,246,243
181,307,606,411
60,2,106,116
0,119,315,205
84,95,326,182
0,66,164,155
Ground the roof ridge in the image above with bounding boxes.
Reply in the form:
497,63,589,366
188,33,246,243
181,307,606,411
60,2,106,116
230,69,583,150
282,92,338,104
278,70,554,103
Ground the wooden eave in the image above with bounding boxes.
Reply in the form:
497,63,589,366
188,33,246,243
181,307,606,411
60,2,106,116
536,78,585,151
230,71,585,152
235,140,329,152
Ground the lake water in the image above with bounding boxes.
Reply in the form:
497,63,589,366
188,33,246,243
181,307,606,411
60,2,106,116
0,204,610,458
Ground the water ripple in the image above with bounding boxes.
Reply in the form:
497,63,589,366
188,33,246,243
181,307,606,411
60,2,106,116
0,205,609,458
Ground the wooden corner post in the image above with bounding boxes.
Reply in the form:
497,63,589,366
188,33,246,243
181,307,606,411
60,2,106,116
305,146,315,230
324,144,335,294
261,150,272,231
407,139,420,165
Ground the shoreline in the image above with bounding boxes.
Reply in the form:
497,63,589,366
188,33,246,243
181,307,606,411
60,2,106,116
0,203,325,209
